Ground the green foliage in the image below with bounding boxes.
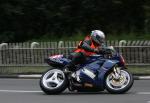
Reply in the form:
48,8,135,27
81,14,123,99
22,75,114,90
0,0,150,42
29,33,150,42
107,33,150,40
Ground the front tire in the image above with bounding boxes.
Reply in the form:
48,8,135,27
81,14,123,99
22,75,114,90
105,69,134,94
40,68,68,95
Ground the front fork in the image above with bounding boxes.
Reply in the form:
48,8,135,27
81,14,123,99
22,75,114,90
112,65,121,80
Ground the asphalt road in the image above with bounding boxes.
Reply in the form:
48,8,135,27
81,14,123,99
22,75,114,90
0,79,149,103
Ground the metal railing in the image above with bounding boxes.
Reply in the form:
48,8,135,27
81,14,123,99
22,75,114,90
0,46,150,65
0,41,150,74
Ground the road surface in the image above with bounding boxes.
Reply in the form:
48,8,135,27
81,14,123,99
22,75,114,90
0,79,149,103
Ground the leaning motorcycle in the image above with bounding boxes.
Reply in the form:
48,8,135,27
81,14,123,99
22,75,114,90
40,46,134,94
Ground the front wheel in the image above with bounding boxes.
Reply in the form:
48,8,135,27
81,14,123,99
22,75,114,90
40,68,68,95
105,69,134,94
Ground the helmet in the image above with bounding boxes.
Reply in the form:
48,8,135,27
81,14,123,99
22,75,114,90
91,30,105,45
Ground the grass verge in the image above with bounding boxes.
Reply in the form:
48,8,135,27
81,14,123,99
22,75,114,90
127,65,150,75
0,65,150,75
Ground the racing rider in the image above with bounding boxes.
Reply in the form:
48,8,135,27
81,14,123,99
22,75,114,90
64,30,106,72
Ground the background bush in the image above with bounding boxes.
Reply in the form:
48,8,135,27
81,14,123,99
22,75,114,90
0,0,150,42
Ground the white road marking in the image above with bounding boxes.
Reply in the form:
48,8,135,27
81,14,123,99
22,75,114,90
0,90,42,93
18,74,41,78
139,76,150,80
0,90,150,95
137,92,150,95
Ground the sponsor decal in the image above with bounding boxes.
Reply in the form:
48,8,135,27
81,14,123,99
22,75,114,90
82,68,96,79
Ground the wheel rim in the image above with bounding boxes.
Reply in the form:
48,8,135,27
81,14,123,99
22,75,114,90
106,70,130,90
42,69,65,89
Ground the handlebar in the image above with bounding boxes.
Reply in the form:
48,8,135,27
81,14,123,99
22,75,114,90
100,46,116,58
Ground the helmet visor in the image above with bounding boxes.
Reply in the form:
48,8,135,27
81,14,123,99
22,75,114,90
96,35,105,43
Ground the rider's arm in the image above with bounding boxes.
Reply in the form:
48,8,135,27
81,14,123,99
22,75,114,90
79,39,95,52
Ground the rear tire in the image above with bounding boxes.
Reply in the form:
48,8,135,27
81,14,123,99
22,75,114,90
40,68,68,95
105,69,134,94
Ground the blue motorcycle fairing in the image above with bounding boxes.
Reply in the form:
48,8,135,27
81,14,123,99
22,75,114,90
96,60,119,87
48,54,121,89
79,59,119,88
79,60,104,84
102,60,119,69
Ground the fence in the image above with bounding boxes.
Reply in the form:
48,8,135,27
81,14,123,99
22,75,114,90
0,40,150,74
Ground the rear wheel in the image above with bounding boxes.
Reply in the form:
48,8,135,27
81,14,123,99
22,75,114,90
40,68,68,95
105,69,134,94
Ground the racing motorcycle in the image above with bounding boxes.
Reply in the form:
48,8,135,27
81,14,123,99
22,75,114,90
40,46,134,94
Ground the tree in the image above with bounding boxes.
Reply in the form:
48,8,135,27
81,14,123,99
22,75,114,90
0,0,148,42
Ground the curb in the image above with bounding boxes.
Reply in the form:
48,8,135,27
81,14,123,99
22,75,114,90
0,74,41,79
0,75,150,80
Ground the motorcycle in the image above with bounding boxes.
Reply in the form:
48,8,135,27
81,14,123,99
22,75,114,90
40,46,134,94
